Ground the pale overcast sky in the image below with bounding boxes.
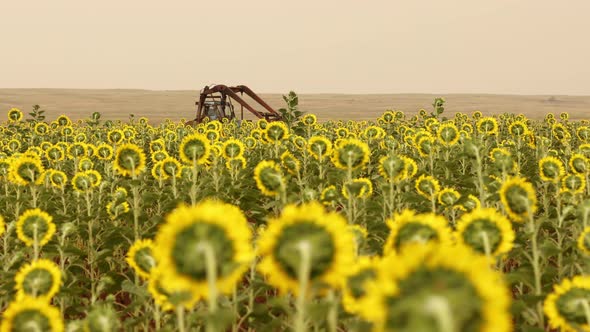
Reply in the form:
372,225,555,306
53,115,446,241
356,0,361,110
1,0,589,94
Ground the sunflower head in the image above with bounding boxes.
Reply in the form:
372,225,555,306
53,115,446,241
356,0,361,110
265,122,289,143
302,114,317,126
562,174,586,195
415,174,441,199
280,151,300,175
569,154,588,174
148,266,200,311
126,239,157,279
320,185,339,206
456,208,515,257
0,297,64,332
48,170,67,189
7,108,23,122
539,156,566,182
114,143,147,177
45,146,65,162
257,202,355,295
308,136,333,161
179,133,210,165
154,201,253,297
437,122,460,146
383,210,452,255
361,243,511,332
342,256,381,314
9,155,45,186
508,120,529,136
83,305,120,332
222,138,245,159
343,178,373,199
254,160,284,197
544,276,590,332
499,177,537,222
332,138,370,170
378,155,406,182
437,188,461,207
477,117,499,136
160,157,182,178
15,259,62,301
16,209,56,247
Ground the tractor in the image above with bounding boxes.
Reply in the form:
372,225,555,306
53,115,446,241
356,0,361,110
186,84,283,125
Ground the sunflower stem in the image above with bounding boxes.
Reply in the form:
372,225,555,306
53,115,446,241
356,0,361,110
327,290,338,332
480,231,492,259
527,210,544,328
200,242,218,332
176,306,186,332
425,295,455,332
33,224,39,261
294,241,311,332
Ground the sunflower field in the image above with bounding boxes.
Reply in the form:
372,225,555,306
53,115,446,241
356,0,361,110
1,99,590,332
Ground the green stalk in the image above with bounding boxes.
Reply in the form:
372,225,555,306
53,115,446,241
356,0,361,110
200,243,218,332
294,241,312,332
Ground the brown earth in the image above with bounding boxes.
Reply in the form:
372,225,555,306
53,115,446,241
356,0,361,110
1,89,589,123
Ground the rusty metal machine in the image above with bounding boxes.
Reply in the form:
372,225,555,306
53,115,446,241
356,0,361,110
187,84,283,125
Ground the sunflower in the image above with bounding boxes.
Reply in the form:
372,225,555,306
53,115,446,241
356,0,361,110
383,209,452,255
179,133,210,165
552,123,571,141
16,209,56,247
7,108,23,122
508,120,529,136
154,201,253,298
150,150,169,164
437,188,461,207
265,122,289,143
578,227,590,256
149,139,166,153
280,151,300,175
48,170,67,189
456,208,514,257
67,142,87,159
361,243,511,332
33,122,50,136
459,194,481,212
577,126,590,142
416,136,435,157
562,174,586,194
539,156,566,182
332,138,370,170
437,122,460,146
126,239,157,279
415,174,441,199
106,201,130,220
307,136,333,161
56,114,71,126
254,160,284,197
77,157,93,172
221,138,245,159
71,172,93,193
499,177,537,222
160,157,182,178
83,305,120,332
400,156,418,178
342,178,373,199
147,267,199,312
9,155,45,186
257,202,355,294
363,126,386,140
0,297,64,332
302,114,317,126
113,143,147,177
95,144,114,160
0,215,5,237
225,156,247,171
45,146,65,162
335,127,350,139
569,153,588,174
378,155,406,182
544,275,590,332
320,185,339,205
14,259,62,301
342,256,381,314
477,117,499,136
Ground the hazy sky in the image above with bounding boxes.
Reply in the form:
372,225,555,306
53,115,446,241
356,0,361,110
2,0,589,94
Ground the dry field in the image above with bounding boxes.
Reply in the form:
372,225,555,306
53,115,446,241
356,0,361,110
1,88,590,122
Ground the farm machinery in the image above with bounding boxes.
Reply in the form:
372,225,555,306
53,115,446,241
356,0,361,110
186,84,283,125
